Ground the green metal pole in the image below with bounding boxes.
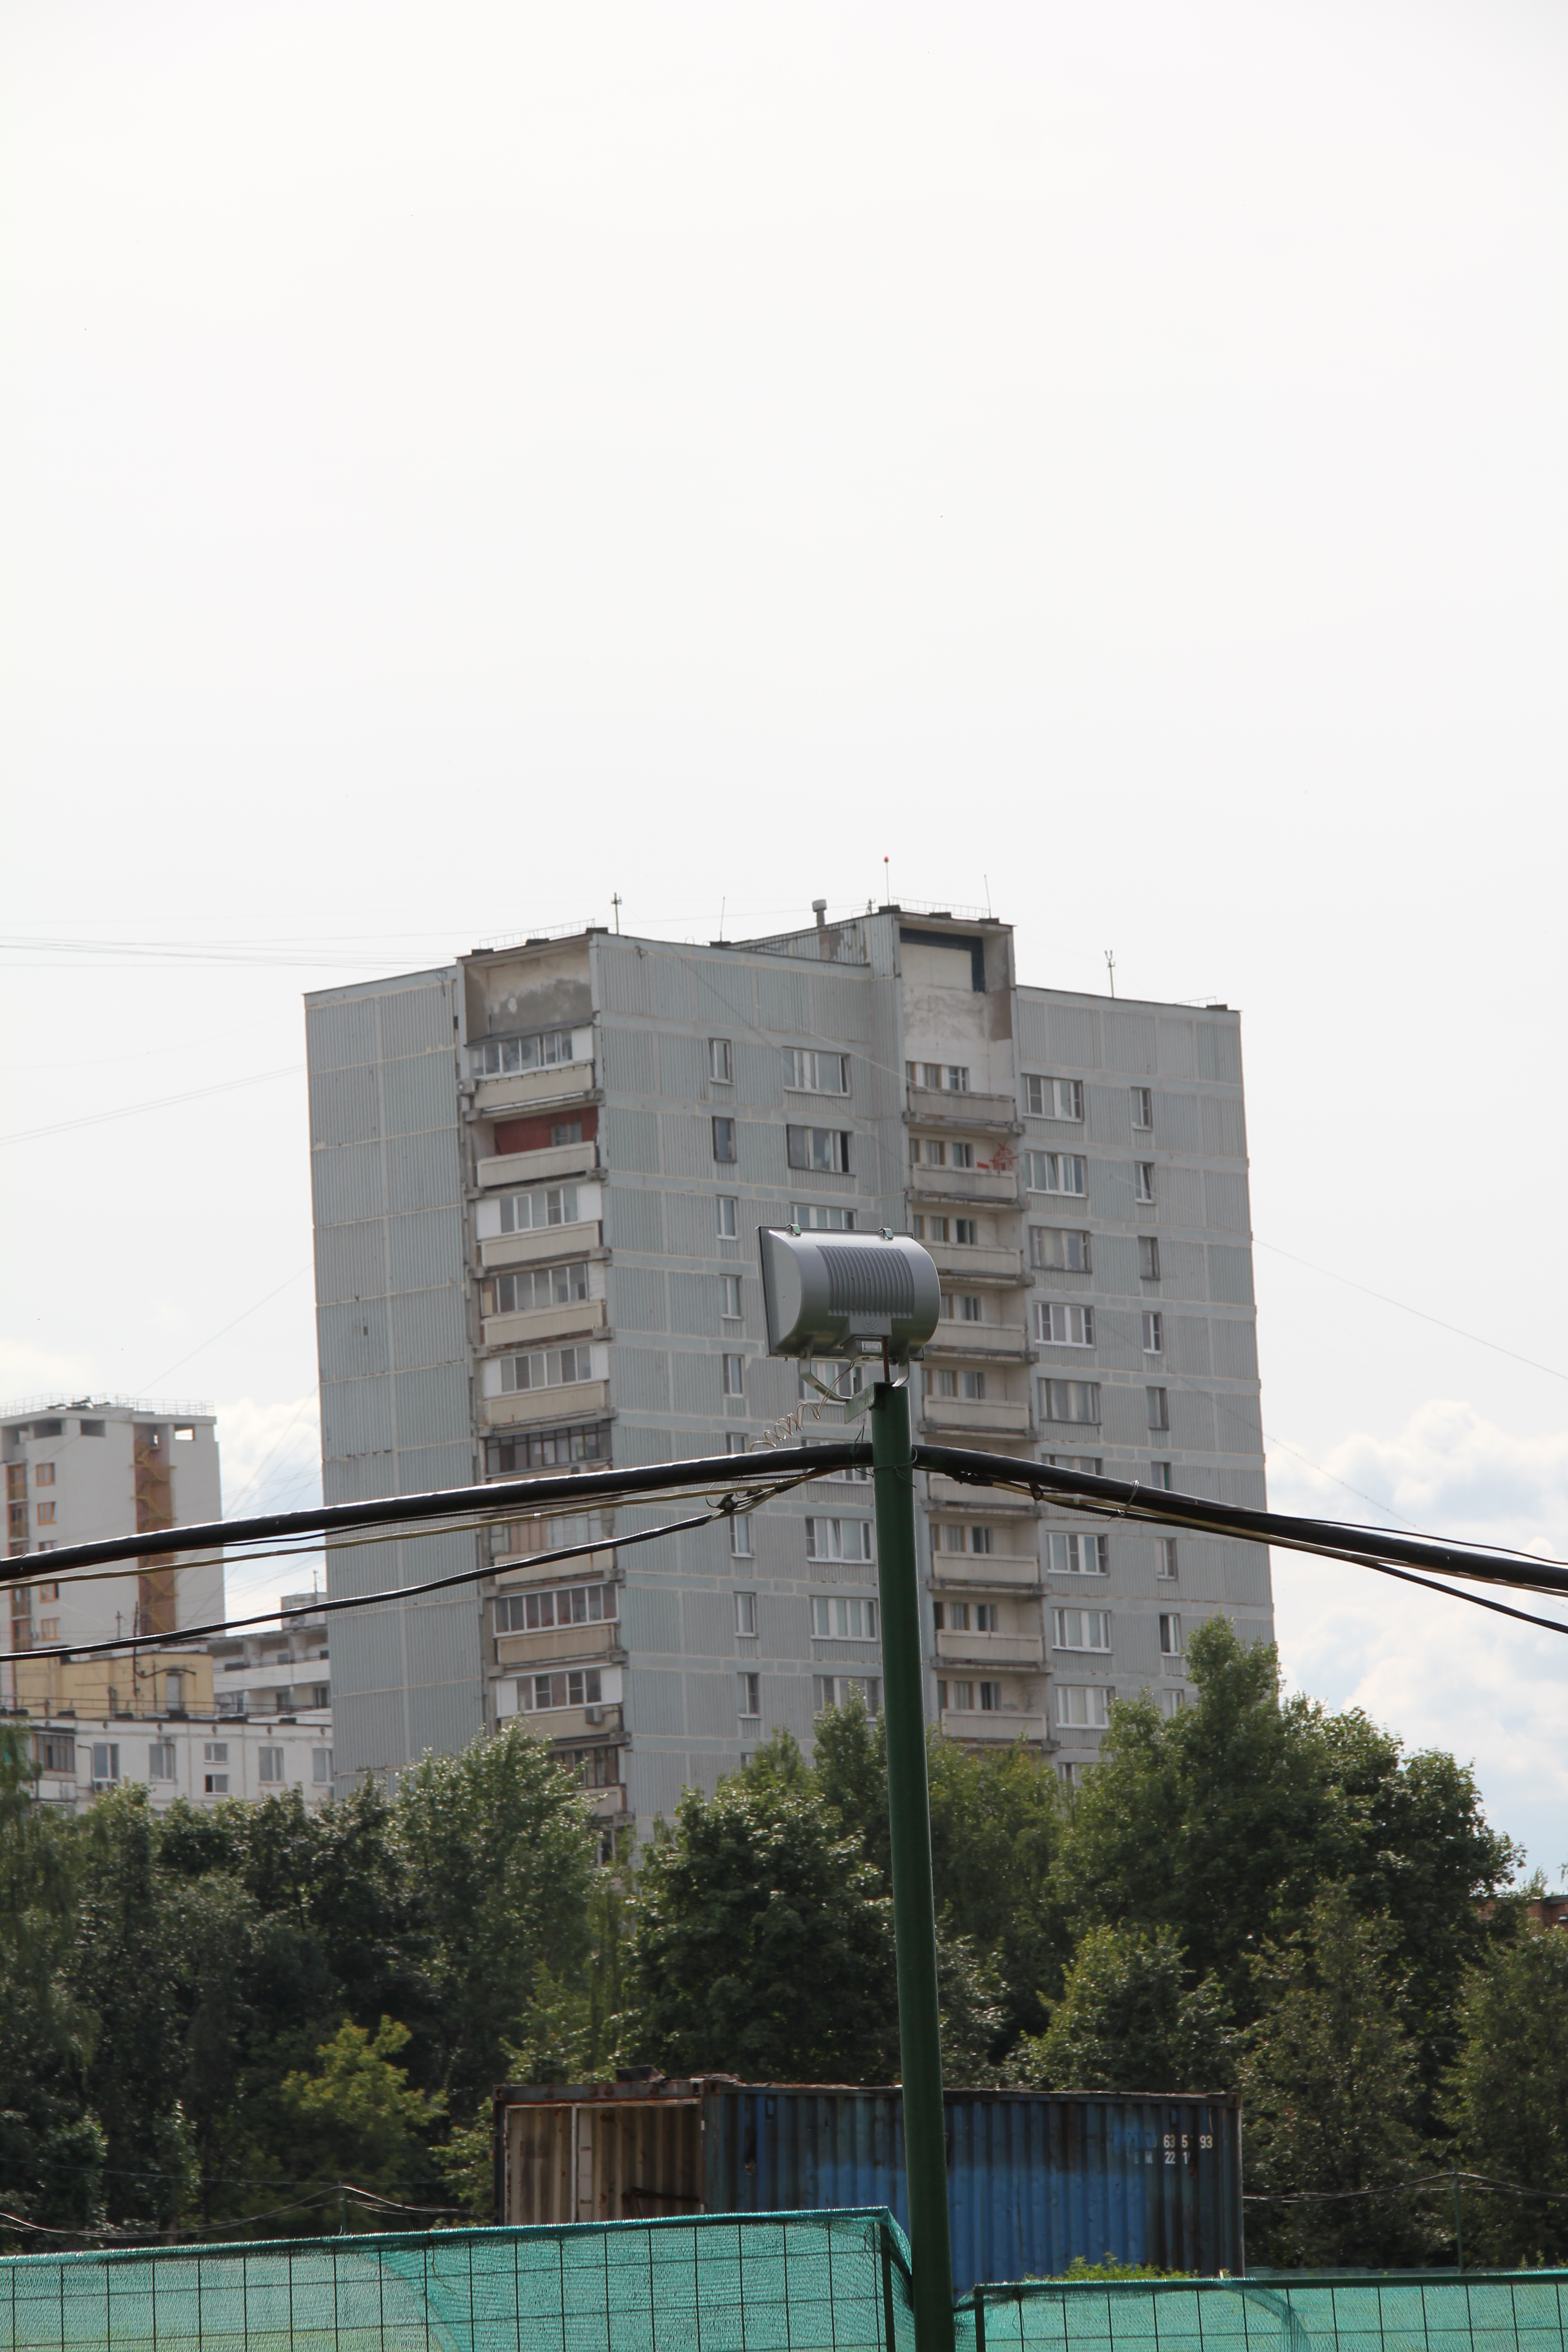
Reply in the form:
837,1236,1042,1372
872,1376,956,2352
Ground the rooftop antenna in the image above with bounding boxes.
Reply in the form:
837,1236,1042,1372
612,893,622,936
1105,950,1116,999
984,875,992,917
883,855,890,906
717,896,725,943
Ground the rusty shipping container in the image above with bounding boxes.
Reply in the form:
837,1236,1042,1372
493,2080,1245,2290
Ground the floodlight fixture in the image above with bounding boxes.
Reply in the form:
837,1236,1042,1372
757,1227,941,1362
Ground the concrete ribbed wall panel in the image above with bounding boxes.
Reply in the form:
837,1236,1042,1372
1158,1166,1205,1229
330,1686,412,1783
1090,1232,1139,1296
381,1051,457,1139
312,1140,387,1227
309,1063,381,1147
1087,1160,1134,1223
1205,1243,1254,1304
1087,1085,1132,1148
739,1195,791,1244
755,967,813,1036
325,1536,402,1599
1213,1390,1262,1454
1160,1238,1207,1298
1112,1611,1158,1674
1171,1315,1211,1376
331,1605,407,1693
629,1668,685,1735
771,1671,816,1739
732,1041,783,1107
612,1265,669,1330
1204,1170,1250,1233
1169,1387,1216,1452
671,1349,720,1418
653,956,695,1022
1222,1541,1271,1604
1014,998,1050,1067
681,1589,733,1656
601,1025,659,1097
1200,1093,1246,1158
1211,1317,1259,1380
379,980,453,1059
400,1595,484,1686
748,1359,796,1424
598,947,657,1018
385,1128,463,1215
323,1452,395,1505
660,1191,713,1260
1220,1465,1267,1509
318,1298,392,1382
604,1107,660,1174
812,973,871,1041
1156,1018,1197,1078
627,1745,688,1819
1153,1091,1201,1153
660,1113,711,1181
1045,1004,1099,1068
622,1584,682,1652
395,1441,475,1496
694,958,755,1026
615,1348,671,1414
307,995,379,1073
668,1274,713,1335
1103,1010,1157,1073
387,1207,464,1296
392,1362,470,1448
686,1671,735,1737
616,1421,673,1464
322,1374,395,1457
407,1675,485,1764
1196,1023,1242,1084
604,1182,664,1251
316,1220,386,1306
1098,1384,1150,1448
658,1029,709,1101
390,1284,467,1371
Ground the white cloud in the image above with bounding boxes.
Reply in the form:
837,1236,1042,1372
1267,1403,1568,1887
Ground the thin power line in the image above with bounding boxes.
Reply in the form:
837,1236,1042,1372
1256,1236,1568,1387
1,1065,303,1146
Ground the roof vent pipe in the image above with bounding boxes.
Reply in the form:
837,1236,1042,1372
812,898,828,931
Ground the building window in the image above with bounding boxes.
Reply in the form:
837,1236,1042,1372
499,1346,594,1393
90,1744,120,1785
734,1590,757,1636
786,1126,850,1174
487,1421,611,1475
79,1418,105,1436
953,1219,978,1246
1131,1088,1153,1130
204,1743,229,1763
1026,1076,1083,1121
739,1671,762,1722
784,1049,850,1094
722,1353,746,1398
1157,1689,1185,1718
1035,1302,1094,1347
1053,1608,1112,1652
1159,1612,1183,1656
1142,1311,1164,1354
1025,1152,1088,1196
1150,1460,1173,1490
259,1747,284,1783
37,1582,60,1603
485,1261,590,1316
35,1501,56,1525
792,1202,855,1230
938,1678,974,1711
1134,1162,1156,1203
35,1732,74,1774
911,1215,947,1243
814,1674,881,1712
472,1028,575,1078
1040,1379,1101,1424
1030,1226,1092,1273
709,1038,734,1085
1045,1453,1102,1475
313,1749,333,1783
805,1518,873,1563
716,1194,738,1238
496,1185,580,1235
940,1292,983,1323
204,1774,230,1796
907,1063,969,1093
953,1141,976,1170
519,1668,604,1713
39,1618,59,1642
1138,1235,1160,1281
1047,1532,1108,1575
1147,1387,1170,1431
1157,1539,1179,1581
34,1463,55,1488
712,1116,738,1164
495,1583,617,1633
730,1514,753,1558
1058,1760,1084,1789
967,1525,995,1554
810,1595,879,1640
721,1275,742,1321
309,1684,329,1709
1057,1686,1115,1730
978,1681,1002,1711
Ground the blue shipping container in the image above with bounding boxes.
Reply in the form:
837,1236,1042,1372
494,2080,1245,2291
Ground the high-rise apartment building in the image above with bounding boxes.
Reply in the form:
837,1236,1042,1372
304,907,1270,1819
2,1398,225,1663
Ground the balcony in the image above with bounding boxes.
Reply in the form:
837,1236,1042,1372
906,1086,1021,1133
925,1473,1038,1512
480,1219,602,1273
920,1395,1032,1440
909,1164,1018,1208
499,1699,622,1742
477,1140,598,1190
936,1628,1045,1670
924,1323,1030,1363
483,1380,611,1430
929,1568,1044,1596
482,1298,607,1352
938,1706,1051,1749
926,1241,1025,1285
472,1063,596,1118
495,1622,623,1669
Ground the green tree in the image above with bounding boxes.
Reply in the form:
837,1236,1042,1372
1445,1908,1568,2267
280,2018,445,2204
624,1768,901,2079
1241,1885,1434,2269
1011,1925,1236,2093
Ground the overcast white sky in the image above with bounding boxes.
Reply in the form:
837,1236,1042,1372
3,0,1565,1872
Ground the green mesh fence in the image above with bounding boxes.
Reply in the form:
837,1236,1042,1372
963,2273,1568,2352
0,2209,913,2352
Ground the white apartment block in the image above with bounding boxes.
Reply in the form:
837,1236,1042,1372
304,907,1271,1822
2,1399,226,1669
28,1710,334,1815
